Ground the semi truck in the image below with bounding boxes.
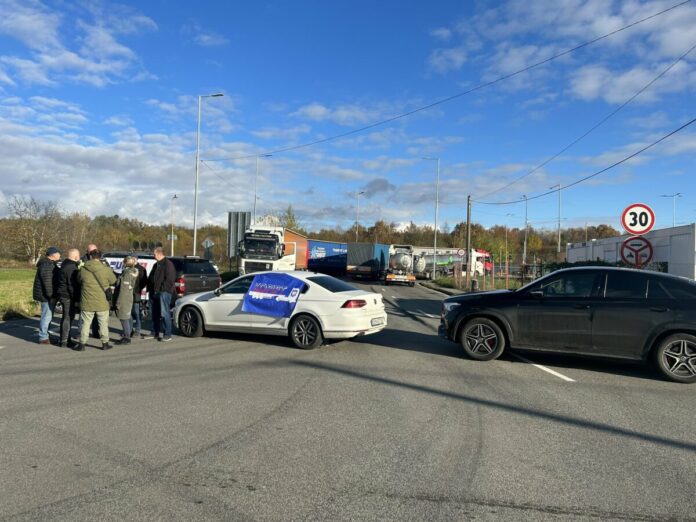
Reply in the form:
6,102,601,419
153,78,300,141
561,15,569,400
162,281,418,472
347,242,389,280
384,244,417,286
413,249,491,279
238,226,308,275
307,239,348,276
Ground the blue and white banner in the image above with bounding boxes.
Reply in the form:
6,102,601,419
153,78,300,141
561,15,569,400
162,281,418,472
242,273,306,318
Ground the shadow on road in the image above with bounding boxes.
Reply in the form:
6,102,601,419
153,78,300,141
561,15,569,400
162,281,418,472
290,359,696,454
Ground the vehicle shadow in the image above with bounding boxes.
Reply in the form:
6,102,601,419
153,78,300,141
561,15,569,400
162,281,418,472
0,315,125,347
351,328,462,358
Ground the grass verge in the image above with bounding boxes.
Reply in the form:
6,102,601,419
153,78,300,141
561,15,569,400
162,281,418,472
0,269,39,320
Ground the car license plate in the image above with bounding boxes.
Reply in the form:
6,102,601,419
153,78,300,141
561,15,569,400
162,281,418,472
371,317,385,327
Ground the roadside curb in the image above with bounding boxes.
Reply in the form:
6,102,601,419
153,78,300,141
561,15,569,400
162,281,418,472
419,282,467,296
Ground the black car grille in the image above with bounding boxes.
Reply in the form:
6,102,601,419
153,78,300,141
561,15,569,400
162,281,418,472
245,261,272,273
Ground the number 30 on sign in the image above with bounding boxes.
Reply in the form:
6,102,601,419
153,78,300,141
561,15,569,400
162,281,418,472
621,203,655,235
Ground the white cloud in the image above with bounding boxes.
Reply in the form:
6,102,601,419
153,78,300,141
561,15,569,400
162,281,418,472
104,115,133,126
251,124,311,140
292,102,381,126
428,46,467,74
430,27,452,41
182,23,230,47
0,1,156,87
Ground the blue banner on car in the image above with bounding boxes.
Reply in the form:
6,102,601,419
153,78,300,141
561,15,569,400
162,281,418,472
242,273,305,318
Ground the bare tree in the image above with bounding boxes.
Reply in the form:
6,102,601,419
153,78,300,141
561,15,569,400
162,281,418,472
6,196,62,264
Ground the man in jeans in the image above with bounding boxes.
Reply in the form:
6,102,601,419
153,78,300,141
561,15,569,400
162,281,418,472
76,250,117,351
55,248,81,348
33,247,61,344
131,256,148,338
146,247,176,342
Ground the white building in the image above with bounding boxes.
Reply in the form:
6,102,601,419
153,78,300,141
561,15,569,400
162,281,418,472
566,224,696,279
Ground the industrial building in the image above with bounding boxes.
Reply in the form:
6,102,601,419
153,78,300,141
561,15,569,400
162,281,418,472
565,224,696,279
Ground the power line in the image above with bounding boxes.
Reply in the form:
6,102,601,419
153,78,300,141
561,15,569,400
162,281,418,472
477,116,696,206
474,40,696,202
203,0,691,164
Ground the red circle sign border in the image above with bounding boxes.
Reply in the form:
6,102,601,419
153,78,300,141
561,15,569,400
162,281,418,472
620,236,654,268
621,203,656,235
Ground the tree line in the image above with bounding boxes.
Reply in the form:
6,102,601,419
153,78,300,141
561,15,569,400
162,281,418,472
1,197,620,267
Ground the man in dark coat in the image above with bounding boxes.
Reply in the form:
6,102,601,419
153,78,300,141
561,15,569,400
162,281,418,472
55,248,81,348
146,247,176,342
33,247,61,344
131,258,148,338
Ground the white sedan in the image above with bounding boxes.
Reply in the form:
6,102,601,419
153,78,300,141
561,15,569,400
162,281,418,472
173,271,387,349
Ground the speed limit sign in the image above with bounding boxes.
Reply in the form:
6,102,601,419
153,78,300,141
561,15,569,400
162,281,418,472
621,203,655,235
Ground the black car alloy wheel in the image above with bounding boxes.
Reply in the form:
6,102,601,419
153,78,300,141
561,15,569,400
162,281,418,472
290,315,323,350
656,334,696,383
460,318,505,361
179,307,203,337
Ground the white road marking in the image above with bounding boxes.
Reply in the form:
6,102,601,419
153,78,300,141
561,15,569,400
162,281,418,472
0,346,5,350
381,288,386,292
391,295,397,299
510,353,576,382
417,310,436,318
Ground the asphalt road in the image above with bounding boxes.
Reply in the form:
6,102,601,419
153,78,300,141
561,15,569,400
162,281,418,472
0,281,694,521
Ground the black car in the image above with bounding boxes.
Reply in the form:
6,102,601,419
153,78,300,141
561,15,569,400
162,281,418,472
169,256,221,297
440,267,696,383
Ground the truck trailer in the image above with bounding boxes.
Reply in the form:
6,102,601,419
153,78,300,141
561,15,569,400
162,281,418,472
307,240,348,276
347,242,389,280
384,244,416,286
238,226,308,275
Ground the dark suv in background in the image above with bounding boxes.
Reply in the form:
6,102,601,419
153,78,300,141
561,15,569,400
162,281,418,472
103,252,220,297
169,256,221,297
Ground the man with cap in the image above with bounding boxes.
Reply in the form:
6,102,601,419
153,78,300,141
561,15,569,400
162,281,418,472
33,247,61,344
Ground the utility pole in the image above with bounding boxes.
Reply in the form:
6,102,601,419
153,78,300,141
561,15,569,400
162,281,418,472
522,195,528,266
465,195,472,290
170,194,178,256
550,184,561,260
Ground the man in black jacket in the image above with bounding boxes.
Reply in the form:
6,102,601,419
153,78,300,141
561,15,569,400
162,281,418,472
33,247,61,345
146,247,176,342
55,248,81,348
131,258,148,337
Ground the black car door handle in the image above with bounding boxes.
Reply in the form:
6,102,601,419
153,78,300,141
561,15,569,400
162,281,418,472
573,304,590,309
650,307,669,312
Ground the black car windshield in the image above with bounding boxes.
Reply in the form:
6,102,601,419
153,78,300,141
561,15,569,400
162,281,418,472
307,276,358,293
244,239,277,256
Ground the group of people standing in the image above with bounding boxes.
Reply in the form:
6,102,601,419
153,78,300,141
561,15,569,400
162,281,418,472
32,244,177,351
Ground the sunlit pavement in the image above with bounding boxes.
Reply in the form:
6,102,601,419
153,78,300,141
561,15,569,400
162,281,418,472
0,283,694,521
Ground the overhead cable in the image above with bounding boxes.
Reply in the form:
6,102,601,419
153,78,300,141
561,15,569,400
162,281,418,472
203,0,692,163
474,40,696,202
476,116,696,206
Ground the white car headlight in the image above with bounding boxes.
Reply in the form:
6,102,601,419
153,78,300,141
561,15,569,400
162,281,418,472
442,302,461,313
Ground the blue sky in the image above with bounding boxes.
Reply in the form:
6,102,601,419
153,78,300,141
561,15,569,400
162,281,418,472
1,0,695,236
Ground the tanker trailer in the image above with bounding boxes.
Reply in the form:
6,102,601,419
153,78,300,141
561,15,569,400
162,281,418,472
384,244,417,286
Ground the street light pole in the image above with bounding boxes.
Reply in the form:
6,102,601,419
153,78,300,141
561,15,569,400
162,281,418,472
661,193,682,227
254,154,272,224
522,195,528,267
423,157,440,278
192,92,224,256
355,191,365,242
170,194,178,257
550,183,562,257
505,213,514,288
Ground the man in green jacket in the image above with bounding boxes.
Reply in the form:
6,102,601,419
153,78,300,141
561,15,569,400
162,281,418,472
76,250,116,351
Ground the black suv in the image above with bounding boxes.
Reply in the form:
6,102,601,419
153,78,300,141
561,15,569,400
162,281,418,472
169,256,221,297
440,267,696,383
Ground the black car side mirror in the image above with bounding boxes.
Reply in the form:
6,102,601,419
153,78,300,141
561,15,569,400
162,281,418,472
214,287,222,297
529,290,544,299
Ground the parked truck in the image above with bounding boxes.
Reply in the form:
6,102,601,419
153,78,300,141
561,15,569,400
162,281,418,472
238,226,308,275
384,244,417,286
307,239,348,276
347,242,389,280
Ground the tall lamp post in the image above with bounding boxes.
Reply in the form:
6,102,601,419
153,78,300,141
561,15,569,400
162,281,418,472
550,183,562,258
254,154,272,224
423,157,440,278
193,92,224,256
522,195,528,267
660,192,682,227
355,191,365,241
505,212,514,288
170,194,178,256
